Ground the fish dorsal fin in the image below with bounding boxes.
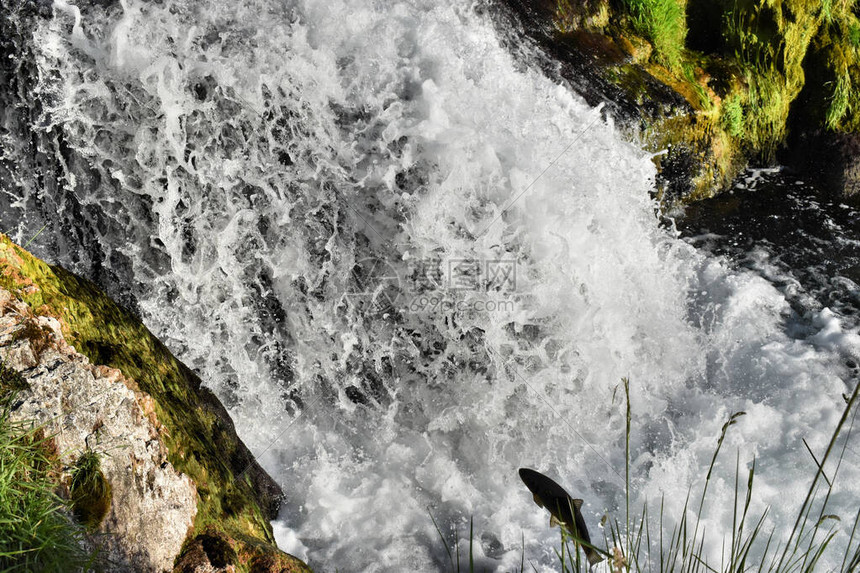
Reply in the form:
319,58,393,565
571,498,583,510
533,494,544,508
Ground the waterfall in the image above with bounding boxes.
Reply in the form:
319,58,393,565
1,0,857,570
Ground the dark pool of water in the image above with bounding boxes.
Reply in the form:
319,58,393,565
676,168,860,330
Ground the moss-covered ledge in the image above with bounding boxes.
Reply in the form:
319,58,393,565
498,0,860,203
0,234,310,572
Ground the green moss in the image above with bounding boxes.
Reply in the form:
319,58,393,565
720,95,744,138
555,0,610,32
556,0,860,200
680,61,713,110
69,452,111,532
0,236,279,553
719,1,822,154
849,21,860,47
176,526,313,573
807,3,860,133
826,72,852,130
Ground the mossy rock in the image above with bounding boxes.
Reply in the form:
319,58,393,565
175,526,312,573
555,0,610,32
503,0,860,201
0,235,305,569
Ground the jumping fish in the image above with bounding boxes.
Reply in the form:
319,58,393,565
518,467,603,567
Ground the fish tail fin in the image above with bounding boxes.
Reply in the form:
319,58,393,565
586,549,603,566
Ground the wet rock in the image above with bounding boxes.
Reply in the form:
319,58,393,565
492,0,860,202
490,0,739,204
175,527,312,573
0,289,197,571
0,235,312,572
783,130,860,198
490,0,688,126
174,530,238,573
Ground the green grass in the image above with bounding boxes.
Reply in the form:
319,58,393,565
554,379,860,572
621,0,687,69
0,399,96,571
545,0,860,198
721,95,745,138
826,72,852,130
70,451,112,533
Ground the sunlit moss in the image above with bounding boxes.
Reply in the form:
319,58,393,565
720,96,744,138
621,0,688,69
555,0,610,33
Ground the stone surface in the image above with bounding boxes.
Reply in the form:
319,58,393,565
783,129,860,198
0,234,287,540
0,288,198,571
491,0,740,203
0,235,312,572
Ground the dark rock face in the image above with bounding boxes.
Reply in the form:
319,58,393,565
655,144,697,203
0,0,143,313
175,526,312,573
783,130,860,197
175,531,238,573
489,0,690,128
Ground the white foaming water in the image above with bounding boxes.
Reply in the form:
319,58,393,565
20,0,860,570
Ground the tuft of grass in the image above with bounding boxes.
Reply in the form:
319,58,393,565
850,21,860,48
431,512,474,572
621,0,688,69
69,451,112,532
549,379,860,572
720,96,745,138
431,513,531,573
0,399,96,571
431,378,859,571
818,12,860,134
825,71,852,132
0,234,279,545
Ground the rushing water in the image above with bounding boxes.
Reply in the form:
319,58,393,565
1,0,859,571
